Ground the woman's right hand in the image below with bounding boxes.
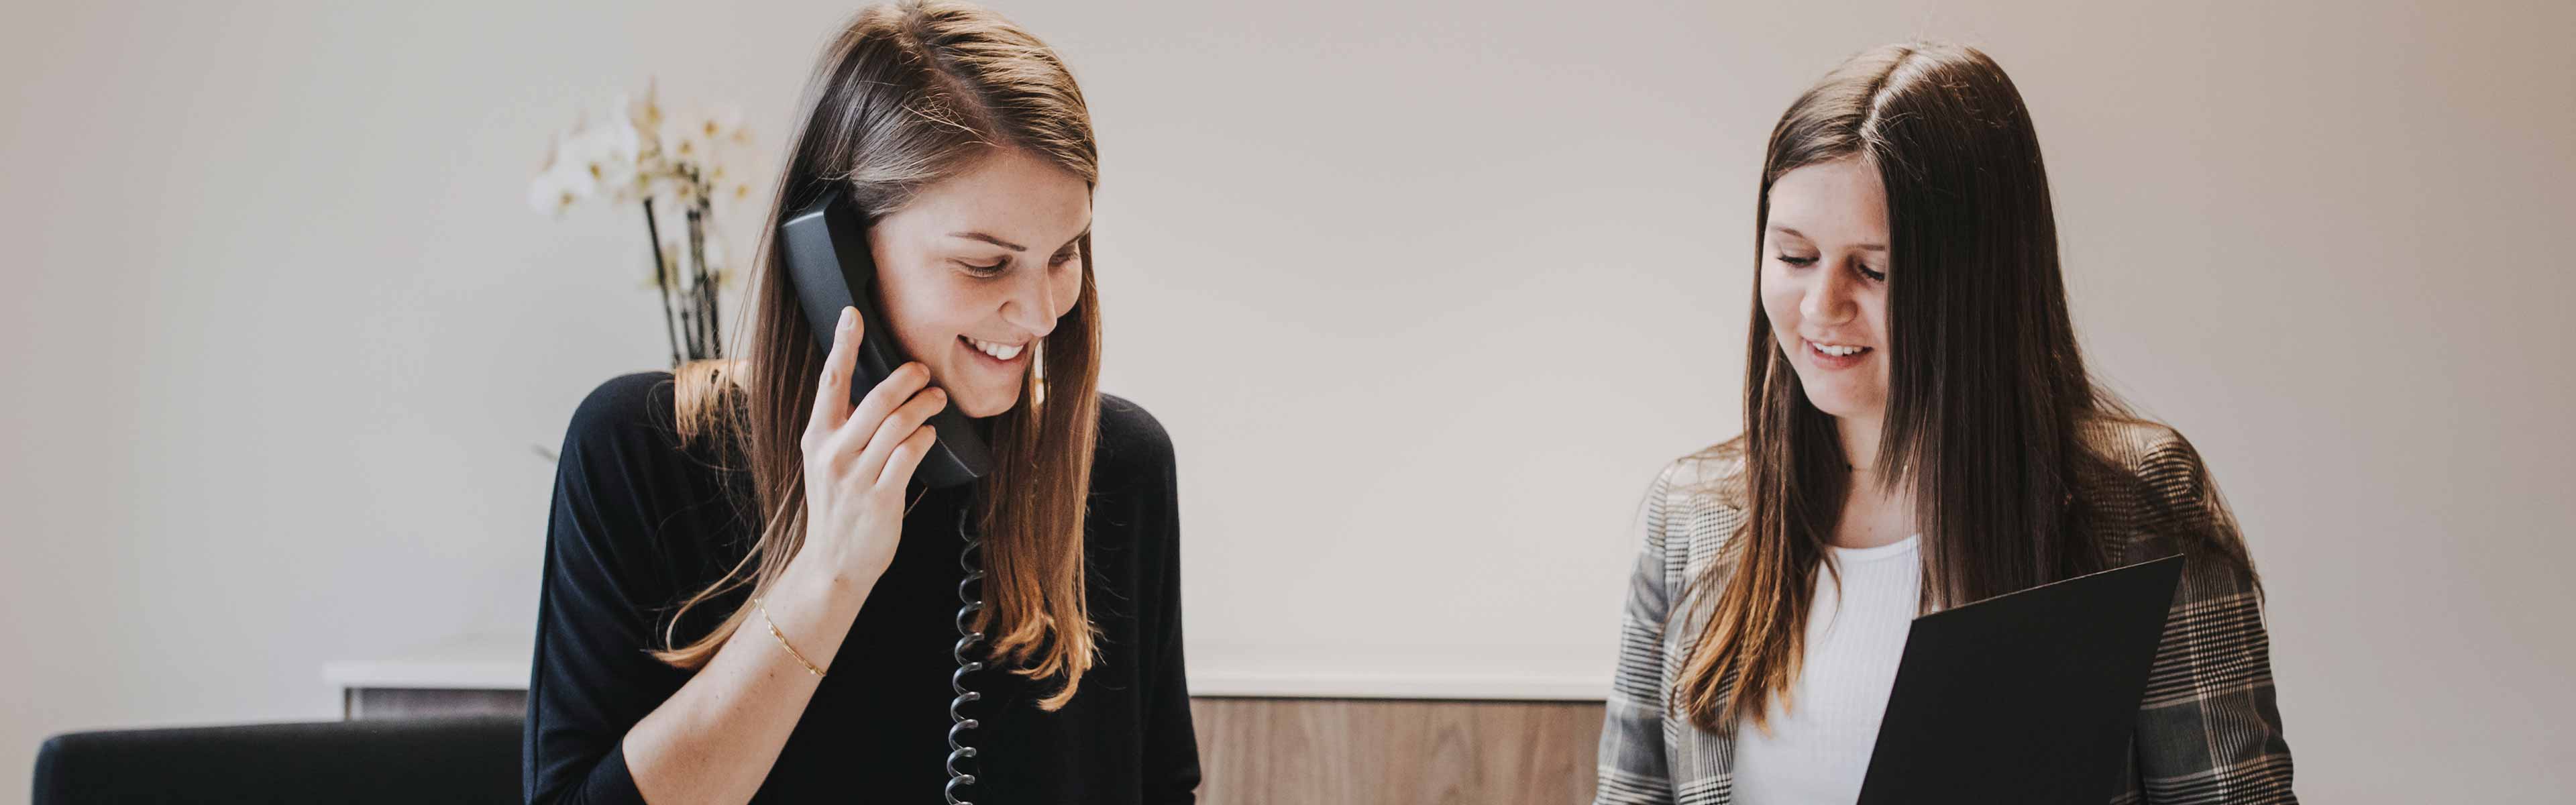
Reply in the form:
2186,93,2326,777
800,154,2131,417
799,305,947,580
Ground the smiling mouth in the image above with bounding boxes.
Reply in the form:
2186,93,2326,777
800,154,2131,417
1804,338,1874,364
961,335,1026,362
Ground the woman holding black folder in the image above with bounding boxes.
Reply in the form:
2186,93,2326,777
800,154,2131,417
1593,43,2295,804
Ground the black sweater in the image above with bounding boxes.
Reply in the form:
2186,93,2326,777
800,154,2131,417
523,372,1199,803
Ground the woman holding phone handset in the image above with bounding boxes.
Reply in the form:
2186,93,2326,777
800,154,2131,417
525,3,1198,802
1593,44,2294,804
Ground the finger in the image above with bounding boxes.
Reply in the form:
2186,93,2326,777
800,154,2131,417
851,384,947,484
874,424,940,492
834,362,931,468
806,307,861,436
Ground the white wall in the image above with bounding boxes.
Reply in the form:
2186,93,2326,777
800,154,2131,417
5,1,2570,802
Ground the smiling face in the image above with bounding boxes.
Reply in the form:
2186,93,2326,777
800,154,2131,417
866,148,1092,418
1760,156,1892,423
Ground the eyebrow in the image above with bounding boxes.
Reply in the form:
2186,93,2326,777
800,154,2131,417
947,231,1026,252
947,225,1093,254
1769,225,1886,252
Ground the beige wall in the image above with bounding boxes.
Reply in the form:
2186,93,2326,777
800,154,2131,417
4,1,2570,802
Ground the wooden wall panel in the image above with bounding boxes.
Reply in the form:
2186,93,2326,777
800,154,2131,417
1187,698,1605,805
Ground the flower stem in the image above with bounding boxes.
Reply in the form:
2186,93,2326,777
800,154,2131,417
686,201,721,360
642,197,682,368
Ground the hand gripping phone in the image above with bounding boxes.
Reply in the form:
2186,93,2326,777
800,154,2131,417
778,188,993,489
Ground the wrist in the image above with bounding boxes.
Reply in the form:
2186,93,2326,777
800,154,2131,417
779,547,881,609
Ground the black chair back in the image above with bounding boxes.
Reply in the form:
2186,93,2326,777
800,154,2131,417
32,716,521,804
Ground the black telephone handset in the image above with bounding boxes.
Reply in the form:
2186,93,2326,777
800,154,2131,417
779,188,994,489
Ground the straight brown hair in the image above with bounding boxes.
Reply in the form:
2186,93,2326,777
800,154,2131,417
650,0,1104,710
1672,42,2254,733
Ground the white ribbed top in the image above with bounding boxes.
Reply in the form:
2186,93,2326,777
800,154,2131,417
1731,533,1923,804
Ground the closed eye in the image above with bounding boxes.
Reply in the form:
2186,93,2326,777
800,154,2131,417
1776,254,1818,267
957,258,1008,276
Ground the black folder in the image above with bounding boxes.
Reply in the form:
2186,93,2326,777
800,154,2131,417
1854,553,2187,804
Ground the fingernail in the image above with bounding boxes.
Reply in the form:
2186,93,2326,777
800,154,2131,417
838,307,854,329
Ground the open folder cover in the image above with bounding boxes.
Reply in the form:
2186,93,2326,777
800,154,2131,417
1855,553,2188,804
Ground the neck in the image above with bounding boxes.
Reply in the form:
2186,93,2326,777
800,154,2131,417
1831,411,1918,549
1835,411,1884,472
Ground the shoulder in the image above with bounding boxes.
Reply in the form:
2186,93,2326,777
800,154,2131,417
1661,435,1751,514
1091,392,1175,482
2076,417,2255,568
548,372,691,589
1638,437,1750,577
557,370,737,504
1084,394,1179,565
557,370,691,470
567,371,680,447
2076,417,2220,516
2079,417,2200,480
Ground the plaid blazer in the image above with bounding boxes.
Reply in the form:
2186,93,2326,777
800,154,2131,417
1593,421,2296,804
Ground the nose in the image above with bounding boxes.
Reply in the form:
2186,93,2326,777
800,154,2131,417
1799,260,1858,327
997,263,1062,339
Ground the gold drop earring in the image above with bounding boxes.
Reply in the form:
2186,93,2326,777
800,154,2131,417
1029,338,1048,407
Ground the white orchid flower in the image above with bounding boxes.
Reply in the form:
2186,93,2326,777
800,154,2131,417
527,133,600,215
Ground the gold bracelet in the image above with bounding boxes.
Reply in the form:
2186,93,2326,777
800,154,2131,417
753,597,826,677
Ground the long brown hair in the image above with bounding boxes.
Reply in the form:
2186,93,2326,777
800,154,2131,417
1672,42,2253,733
647,0,1105,710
